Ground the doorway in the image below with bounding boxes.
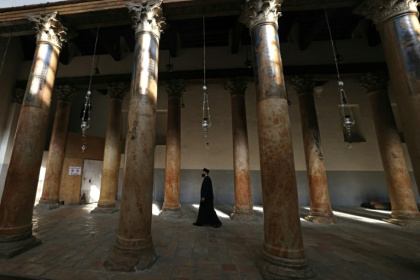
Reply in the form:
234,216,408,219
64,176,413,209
80,159,103,203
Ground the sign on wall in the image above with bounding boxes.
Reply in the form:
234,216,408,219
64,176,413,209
69,166,82,175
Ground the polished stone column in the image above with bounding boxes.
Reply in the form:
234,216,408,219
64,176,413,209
225,78,255,221
359,72,420,227
161,79,184,217
355,0,420,195
240,1,313,278
92,82,126,214
38,85,78,210
289,76,336,224
104,1,165,271
0,12,67,258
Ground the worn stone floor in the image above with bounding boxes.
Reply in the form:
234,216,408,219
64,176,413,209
0,202,419,280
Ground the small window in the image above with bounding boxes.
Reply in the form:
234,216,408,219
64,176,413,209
337,104,366,143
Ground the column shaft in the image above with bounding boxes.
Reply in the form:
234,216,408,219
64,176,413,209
376,10,420,194
0,40,60,257
39,100,71,207
297,92,335,224
231,93,254,219
104,1,164,268
368,89,420,223
163,95,181,210
96,98,123,210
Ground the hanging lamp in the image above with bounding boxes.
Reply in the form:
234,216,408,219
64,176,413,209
201,13,211,150
325,8,355,148
81,25,100,152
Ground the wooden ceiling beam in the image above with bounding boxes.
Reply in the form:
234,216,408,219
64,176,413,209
231,19,243,54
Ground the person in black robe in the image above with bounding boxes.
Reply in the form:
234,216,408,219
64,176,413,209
193,168,222,228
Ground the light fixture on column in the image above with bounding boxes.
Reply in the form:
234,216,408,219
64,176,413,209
202,13,211,150
0,36,11,78
325,8,355,148
80,25,99,152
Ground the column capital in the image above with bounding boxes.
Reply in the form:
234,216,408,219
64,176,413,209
166,79,186,97
226,77,248,95
127,1,166,37
359,72,389,92
12,88,25,104
107,82,127,100
289,75,315,95
354,0,418,25
54,84,79,102
240,0,282,30
27,11,68,49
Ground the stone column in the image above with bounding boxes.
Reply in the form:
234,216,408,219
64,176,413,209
240,1,314,279
355,0,420,195
0,12,67,258
92,82,126,214
161,79,185,217
225,78,255,221
104,1,165,271
359,72,420,227
38,85,78,210
289,76,336,224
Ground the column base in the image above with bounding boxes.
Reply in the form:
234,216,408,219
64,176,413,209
104,236,157,272
257,250,315,280
230,210,257,221
35,200,60,210
91,206,119,214
383,216,420,228
0,235,42,259
160,207,183,219
304,213,336,224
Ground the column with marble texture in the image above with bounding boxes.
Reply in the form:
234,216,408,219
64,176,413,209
38,85,78,209
225,77,255,221
355,0,420,195
161,79,184,217
92,82,126,214
289,76,336,224
359,72,420,227
104,1,165,271
240,1,314,278
0,11,67,258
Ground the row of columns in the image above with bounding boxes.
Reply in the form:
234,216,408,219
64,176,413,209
1,0,420,279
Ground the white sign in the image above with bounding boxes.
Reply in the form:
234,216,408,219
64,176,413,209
69,166,82,175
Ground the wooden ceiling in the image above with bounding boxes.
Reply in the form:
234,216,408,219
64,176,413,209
0,0,380,62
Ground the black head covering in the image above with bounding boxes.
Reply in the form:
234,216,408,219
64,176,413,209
202,168,210,174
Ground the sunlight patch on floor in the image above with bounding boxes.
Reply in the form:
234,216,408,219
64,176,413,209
364,208,391,214
253,206,263,212
333,210,387,224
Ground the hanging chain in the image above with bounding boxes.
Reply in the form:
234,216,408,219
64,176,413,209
201,12,211,150
325,8,355,148
0,36,11,78
81,25,100,152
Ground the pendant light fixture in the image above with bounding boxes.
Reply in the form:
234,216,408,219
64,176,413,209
201,12,211,150
325,8,355,148
81,25,100,152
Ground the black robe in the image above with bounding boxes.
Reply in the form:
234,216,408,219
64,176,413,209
195,176,222,226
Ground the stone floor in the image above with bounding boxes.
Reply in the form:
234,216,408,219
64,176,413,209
0,203,419,280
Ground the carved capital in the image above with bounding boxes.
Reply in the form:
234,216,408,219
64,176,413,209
225,77,247,95
127,1,166,37
358,72,389,92
289,75,315,94
240,0,282,30
12,88,25,104
354,0,418,25
27,11,67,49
54,84,79,102
166,79,186,97
107,82,127,99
